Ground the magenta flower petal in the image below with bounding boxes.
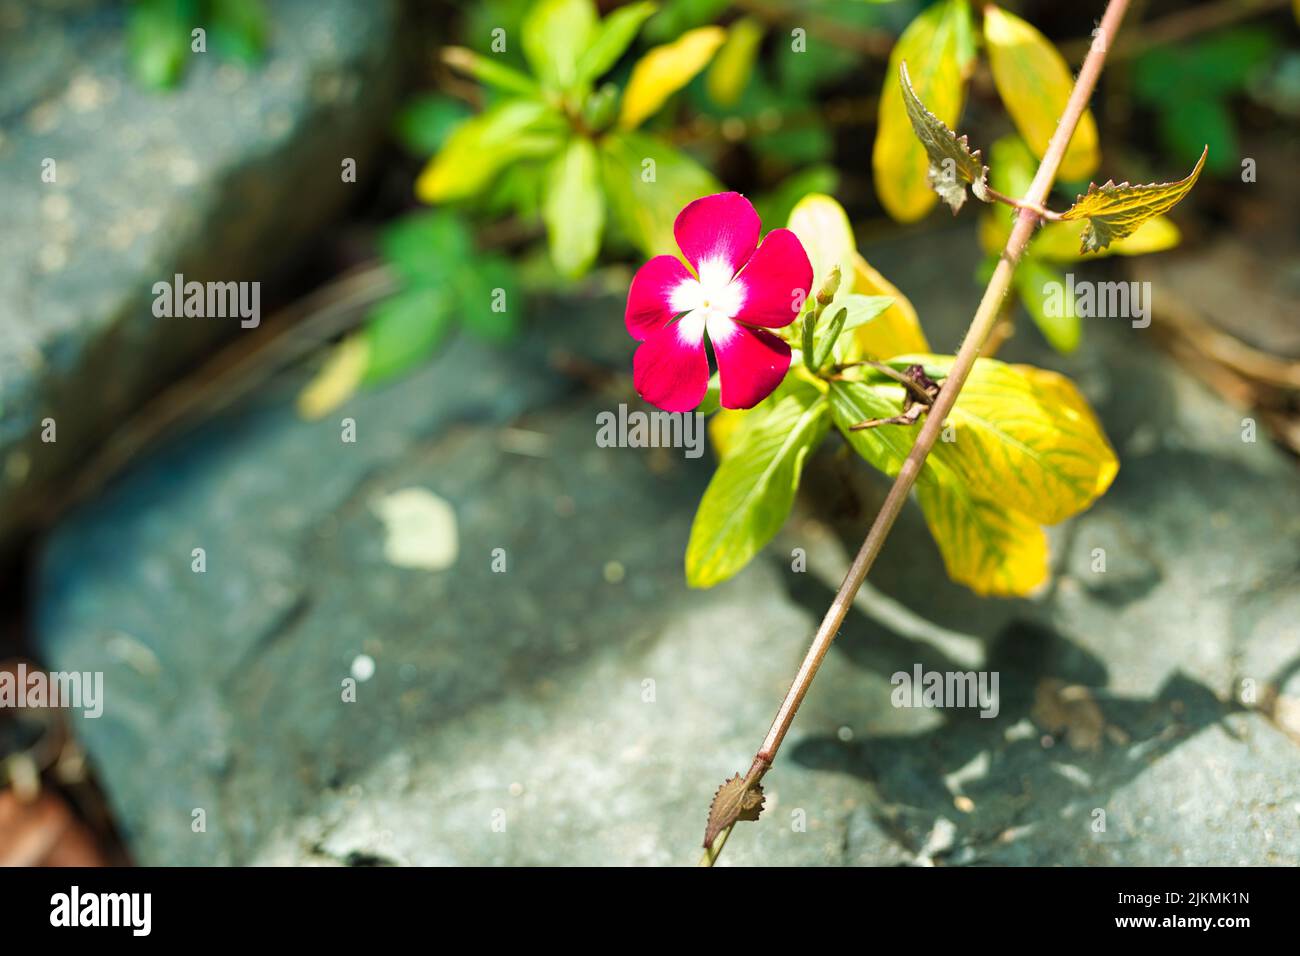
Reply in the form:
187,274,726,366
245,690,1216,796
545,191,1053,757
625,254,693,341
633,322,710,413
673,192,760,277
712,321,792,410
731,228,814,329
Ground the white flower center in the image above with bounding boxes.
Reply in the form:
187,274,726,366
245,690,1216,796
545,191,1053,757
669,256,745,343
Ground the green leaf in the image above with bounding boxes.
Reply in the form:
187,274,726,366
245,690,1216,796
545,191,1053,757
458,257,519,343
686,378,830,588
415,99,566,203
442,46,542,97
898,61,989,213
618,25,725,129
705,16,764,107
873,0,973,222
977,134,1036,254
543,137,605,278
209,0,268,65
394,95,474,157
1060,146,1207,253
1014,259,1080,354
522,0,599,90
576,1,659,84
599,131,720,256
752,166,839,231
363,287,454,383
827,380,924,480
127,0,193,90
1162,96,1236,175
379,212,472,286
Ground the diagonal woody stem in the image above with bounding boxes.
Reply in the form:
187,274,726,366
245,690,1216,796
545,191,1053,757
700,0,1133,866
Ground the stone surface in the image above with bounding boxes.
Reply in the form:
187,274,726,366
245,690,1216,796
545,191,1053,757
33,228,1300,866
0,0,401,553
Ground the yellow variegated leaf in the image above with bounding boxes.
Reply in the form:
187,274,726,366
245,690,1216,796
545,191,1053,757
1061,147,1207,253
1033,214,1181,261
984,5,1099,181
873,0,970,222
619,26,726,130
924,357,1118,525
916,480,1049,596
851,254,929,358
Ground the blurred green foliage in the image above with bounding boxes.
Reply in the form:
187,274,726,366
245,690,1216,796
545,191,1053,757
127,0,268,89
1134,27,1282,175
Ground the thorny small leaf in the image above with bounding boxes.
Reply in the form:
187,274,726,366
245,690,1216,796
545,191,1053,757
899,62,990,214
1060,146,1206,253
703,773,765,848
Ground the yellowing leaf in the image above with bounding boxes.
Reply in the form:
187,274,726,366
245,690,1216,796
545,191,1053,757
1060,146,1206,253
1037,214,1182,261
297,335,368,420
787,192,856,298
686,378,829,588
851,254,929,358
898,61,989,213
416,100,564,203
543,137,605,278
984,5,1099,181
708,407,746,459
706,17,764,107
873,0,971,222
927,358,1118,525
916,480,1049,596
619,26,725,130
784,193,927,358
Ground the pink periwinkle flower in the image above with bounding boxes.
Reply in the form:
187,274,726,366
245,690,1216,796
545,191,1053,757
624,192,814,413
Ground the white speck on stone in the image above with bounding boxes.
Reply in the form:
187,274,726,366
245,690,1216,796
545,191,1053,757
371,487,458,571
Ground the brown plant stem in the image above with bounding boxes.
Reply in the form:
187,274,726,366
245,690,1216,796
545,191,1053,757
699,0,1134,867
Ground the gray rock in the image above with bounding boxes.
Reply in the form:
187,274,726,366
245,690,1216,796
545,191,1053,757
0,0,401,553
33,227,1300,865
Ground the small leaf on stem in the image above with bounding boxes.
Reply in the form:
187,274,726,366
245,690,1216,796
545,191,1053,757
1060,147,1207,253
704,774,765,848
899,61,989,214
